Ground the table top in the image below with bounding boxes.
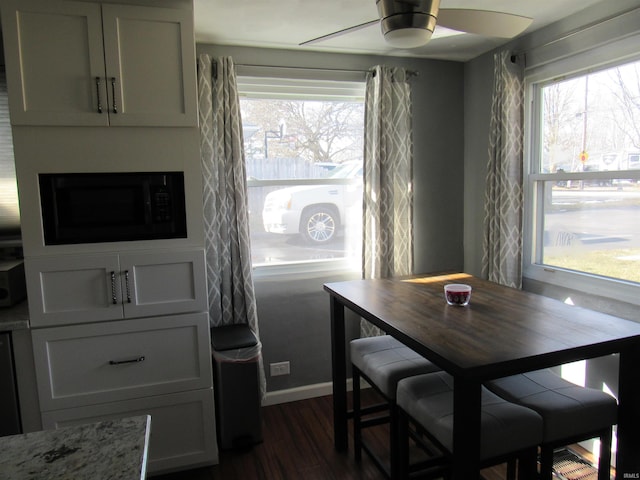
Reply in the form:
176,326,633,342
325,272,640,379
0,416,151,480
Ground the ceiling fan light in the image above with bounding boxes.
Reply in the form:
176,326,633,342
378,7,438,49
384,27,433,48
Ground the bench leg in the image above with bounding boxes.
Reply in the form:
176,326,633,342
518,449,539,480
598,428,613,480
539,446,554,480
506,459,516,480
397,407,410,479
353,367,362,462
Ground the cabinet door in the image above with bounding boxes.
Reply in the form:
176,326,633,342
101,4,197,127
41,389,219,474
25,254,123,328
0,0,109,126
120,250,207,319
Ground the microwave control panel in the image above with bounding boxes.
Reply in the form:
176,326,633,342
151,186,173,223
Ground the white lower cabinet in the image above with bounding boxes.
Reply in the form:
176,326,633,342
42,389,217,474
32,312,219,474
31,313,212,410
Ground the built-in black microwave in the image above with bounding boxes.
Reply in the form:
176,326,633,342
39,172,187,245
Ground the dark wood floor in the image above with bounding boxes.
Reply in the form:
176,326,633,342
154,393,509,480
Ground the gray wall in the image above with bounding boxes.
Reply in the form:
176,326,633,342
462,52,493,277
197,44,464,393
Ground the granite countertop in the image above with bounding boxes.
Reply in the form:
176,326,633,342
0,300,29,331
0,415,151,480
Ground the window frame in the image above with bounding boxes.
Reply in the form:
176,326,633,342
523,35,640,306
236,69,366,275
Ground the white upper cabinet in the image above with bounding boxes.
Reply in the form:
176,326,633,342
25,249,208,327
101,4,197,126
1,0,197,126
1,1,107,126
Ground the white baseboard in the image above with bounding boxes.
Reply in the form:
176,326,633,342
262,379,354,406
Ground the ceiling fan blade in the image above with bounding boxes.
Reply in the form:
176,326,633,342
437,8,532,38
300,19,379,46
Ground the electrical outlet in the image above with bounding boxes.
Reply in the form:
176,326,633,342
270,361,290,377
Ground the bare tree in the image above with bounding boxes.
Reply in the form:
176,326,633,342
610,65,640,150
543,81,578,170
240,98,364,164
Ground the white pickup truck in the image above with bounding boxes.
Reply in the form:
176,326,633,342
262,162,362,243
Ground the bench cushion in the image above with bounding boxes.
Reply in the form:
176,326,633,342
397,371,543,460
486,369,617,442
350,335,439,399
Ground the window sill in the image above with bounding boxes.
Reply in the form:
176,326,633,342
523,264,640,310
252,258,361,279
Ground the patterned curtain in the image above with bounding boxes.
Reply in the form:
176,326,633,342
482,51,525,289
198,54,266,397
361,65,414,337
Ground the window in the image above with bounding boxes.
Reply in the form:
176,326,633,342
0,68,19,240
237,74,365,270
525,53,640,303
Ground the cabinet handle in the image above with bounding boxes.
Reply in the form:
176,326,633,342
124,270,131,303
95,77,103,113
109,356,145,366
111,77,118,114
110,271,117,305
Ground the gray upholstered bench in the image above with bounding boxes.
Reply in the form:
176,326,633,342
350,335,440,478
486,368,617,480
397,371,543,480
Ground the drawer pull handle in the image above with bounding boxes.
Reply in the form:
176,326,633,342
124,270,132,303
111,77,118,114
110,271,117,305
109,356,145,366
96,77,103,113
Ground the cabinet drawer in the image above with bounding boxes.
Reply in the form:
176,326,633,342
32,313,212,410
41,389,219,474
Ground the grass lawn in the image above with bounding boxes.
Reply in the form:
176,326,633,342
545,248,640,283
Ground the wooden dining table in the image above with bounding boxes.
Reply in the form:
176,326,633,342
324,272,640,480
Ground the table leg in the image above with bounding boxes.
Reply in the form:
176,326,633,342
452,377,482,480
616,346,640,480
330,296,348,452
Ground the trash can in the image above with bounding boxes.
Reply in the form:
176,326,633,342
211,324,263,449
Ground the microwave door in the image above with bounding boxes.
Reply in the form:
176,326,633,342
39,172,186,245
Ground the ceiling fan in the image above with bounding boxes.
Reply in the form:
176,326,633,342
300,0,533,49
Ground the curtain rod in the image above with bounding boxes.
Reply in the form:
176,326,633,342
234,63,419,78
512,5,640,58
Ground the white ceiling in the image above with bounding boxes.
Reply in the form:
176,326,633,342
193,0,607,62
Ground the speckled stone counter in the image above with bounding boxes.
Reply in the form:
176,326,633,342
0,300,29,331
0,415,151,480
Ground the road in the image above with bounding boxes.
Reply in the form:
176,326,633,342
248,188,640,266
250,231,357,265
547,188,640,249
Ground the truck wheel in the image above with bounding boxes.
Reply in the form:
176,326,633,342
301,207,337,243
